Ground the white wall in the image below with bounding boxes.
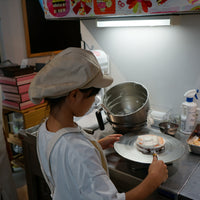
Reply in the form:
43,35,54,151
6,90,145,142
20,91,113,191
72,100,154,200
80,15,200,114
0,0,26,63
0,0,51,65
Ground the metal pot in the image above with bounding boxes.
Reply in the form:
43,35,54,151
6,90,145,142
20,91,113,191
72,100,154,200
96,82,149,133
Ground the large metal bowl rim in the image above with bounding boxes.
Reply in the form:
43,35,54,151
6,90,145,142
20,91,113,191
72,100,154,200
103,81,149,117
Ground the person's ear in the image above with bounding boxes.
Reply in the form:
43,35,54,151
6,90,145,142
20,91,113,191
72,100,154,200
68,89,79,102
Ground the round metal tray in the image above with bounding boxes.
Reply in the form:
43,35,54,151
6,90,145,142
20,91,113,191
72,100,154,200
114,130,185,164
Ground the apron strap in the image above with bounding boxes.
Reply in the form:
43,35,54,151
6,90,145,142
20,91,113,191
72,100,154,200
89,140,109,175
36,132,54,197
37,128,71,197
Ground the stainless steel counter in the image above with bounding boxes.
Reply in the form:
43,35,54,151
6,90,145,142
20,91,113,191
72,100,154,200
94,123,200,200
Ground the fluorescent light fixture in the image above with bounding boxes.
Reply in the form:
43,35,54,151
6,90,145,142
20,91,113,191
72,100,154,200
97,18,171,27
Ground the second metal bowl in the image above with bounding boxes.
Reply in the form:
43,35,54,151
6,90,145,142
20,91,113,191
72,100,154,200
159,122,179,136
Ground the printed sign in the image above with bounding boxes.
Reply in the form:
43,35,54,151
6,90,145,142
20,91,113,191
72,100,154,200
43,0,200,18
71,0,92,15
93,0,116,14
46,0,70,17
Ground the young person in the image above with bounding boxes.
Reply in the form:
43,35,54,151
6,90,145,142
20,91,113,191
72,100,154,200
29,47,168,200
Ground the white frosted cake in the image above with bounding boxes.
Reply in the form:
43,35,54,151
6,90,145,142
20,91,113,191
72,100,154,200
136,134,165,154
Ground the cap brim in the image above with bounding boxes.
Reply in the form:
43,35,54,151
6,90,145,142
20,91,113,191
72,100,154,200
82,74,113,89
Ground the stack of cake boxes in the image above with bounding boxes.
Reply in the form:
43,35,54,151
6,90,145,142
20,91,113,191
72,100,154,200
0,72,37,110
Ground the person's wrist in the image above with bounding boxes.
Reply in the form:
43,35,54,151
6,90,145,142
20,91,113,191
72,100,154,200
146,172,161,189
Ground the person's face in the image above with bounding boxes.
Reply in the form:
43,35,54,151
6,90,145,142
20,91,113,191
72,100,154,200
79,95,96,116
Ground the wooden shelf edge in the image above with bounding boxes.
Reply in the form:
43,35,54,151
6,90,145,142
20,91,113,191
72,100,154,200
7,133,22,146
11,154,24,168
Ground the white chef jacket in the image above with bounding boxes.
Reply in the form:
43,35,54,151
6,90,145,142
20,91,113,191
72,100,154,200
37,121,125,200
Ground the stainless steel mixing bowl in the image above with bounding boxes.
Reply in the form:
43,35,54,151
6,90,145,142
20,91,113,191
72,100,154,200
96,82,149,133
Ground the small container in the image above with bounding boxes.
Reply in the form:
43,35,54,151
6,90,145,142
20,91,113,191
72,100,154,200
187,124,200,154
159,122,179,136
150,110,168,128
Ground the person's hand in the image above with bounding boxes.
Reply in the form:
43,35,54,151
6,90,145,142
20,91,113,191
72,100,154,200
148,156,168,187
125,156,168,200
98,134,122,150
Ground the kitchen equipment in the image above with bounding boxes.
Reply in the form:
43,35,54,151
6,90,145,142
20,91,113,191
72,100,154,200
159,122,179,136
146,148,158,159
187,124,200,155
151,151,158,159
149,110,168,128
114,129,185,164
96,82,149,133
137,143,158,159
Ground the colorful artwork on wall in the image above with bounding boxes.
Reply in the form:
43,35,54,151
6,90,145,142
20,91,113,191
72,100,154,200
71,0,92,15
42,0,200,18
93,0,116,14
46,0,70,17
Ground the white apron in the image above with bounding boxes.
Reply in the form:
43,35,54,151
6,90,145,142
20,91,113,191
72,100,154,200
36,127,108,198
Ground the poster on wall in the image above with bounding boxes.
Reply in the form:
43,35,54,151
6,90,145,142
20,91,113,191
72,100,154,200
42,0,200,19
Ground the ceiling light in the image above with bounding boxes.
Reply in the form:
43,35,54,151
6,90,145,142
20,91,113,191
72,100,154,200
96,18,171,27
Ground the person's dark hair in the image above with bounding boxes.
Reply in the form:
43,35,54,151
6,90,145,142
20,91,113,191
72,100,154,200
45,87,100,114
45,96,66,114
79,87,101,97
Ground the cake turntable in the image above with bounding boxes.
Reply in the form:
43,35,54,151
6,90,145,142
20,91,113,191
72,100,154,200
114,128,185,164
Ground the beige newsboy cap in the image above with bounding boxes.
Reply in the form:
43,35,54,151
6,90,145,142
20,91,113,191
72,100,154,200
29,47,113,104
